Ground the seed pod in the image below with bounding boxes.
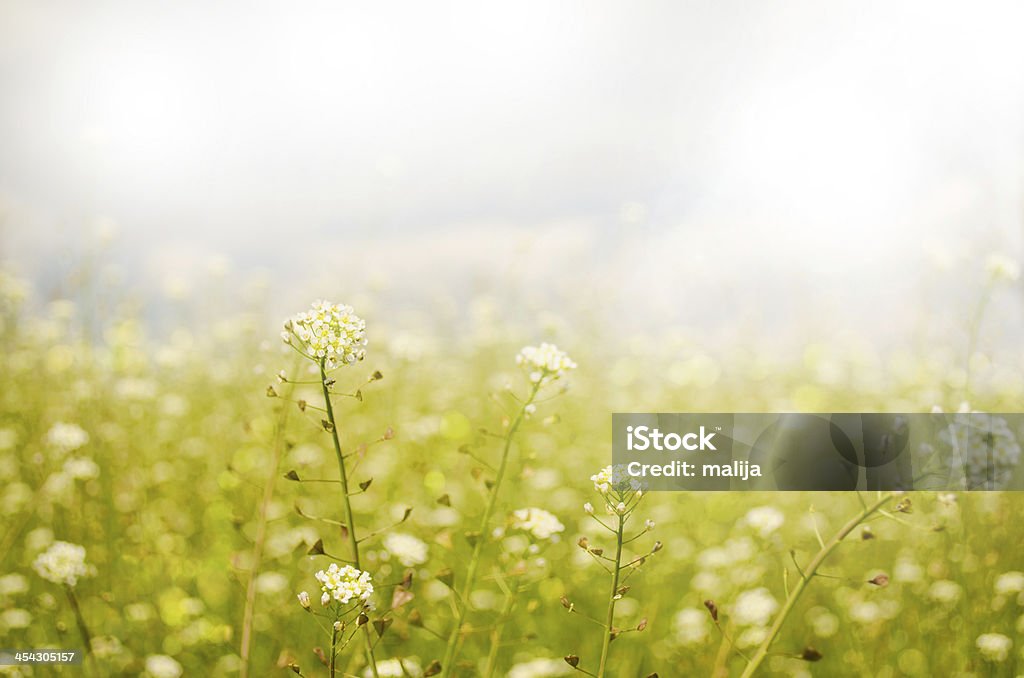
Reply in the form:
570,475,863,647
704,599,718,622
868,574,890,587
564,655,580,668
800,647,823,662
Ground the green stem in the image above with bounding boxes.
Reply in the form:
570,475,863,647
483,582,517,677
321,360,379,678
739,494,892,678
330,623,338,678
65,586,97,677
596,513,625,678
440,383,541,678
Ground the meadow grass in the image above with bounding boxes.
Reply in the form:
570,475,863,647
2,273,1024,677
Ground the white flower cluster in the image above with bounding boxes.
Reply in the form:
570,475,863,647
145,654,184,678
995,571,1024,597
32,541,92,587
510,508,565,541
938,415,1021,488
591,466,614,494
283,300,367,367
976,632,1012,662
45,423,89,454
516,343,577,385
732,587,779,627
382,532,429,567
743,506,784,538
314,563,374,606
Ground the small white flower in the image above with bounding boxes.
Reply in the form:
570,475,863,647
32,541,92,587
45,423,89,454
321,591,331,606
591,466,613,494
995,571,1024,596
510,508,565,541
645,519,655,529
524,404,537,418
976,632,1012,662
382,533,429,567
144,654,183,678
928,579,962,604
583,502,594,514
63,457,100,481
516,343,577,386
672,607,709,645
743,506,784,538
732,588,778,627
297,591,311,609
615,501,627,514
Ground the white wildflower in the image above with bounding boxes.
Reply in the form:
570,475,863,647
145,654,183,678
314,563,374,606
672,607,709,645
591,466,613,494
32,541,92,587
743,506,785,538
63,457,100,481
928,579,962,604
583,502,594,514
516,343,577,385
976,633,1012,662
297,591,310,609
732,588,778,627
382,533,429,567
995,571,1024,597
283,300,367,367
510,508,565,541
0,608,32,629
45,423,89,454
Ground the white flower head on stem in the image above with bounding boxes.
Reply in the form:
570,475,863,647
976,633,1012,662
516,343,576,386
314,563,374,606
510,508,565,541
283,300,367,368
591,466,614,494
297,591,311,609
32,541,92,587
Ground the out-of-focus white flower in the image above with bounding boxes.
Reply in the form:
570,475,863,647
382,533,429,567
848,601,882,624
507,658,572,678
283,301,367,367
365,658,423,677
986,254,1021,283
516,343,577,385
63,457,100,481
510,508,565,541
743,506,785,538
0,608,32,629
32,541,92,587
645,519,655,529
732,588,778,627
995,571,1024,596
315,563,374,606
45,423,89,454
583,502,594,514
0,573,29,596
976,633,1012,662
254,571,288,594
145,654,183,678
591,466,613,494
297,591,310,609
672,607,709,645
928,579,963,604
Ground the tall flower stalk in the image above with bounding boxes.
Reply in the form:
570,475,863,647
737,493,894,678
33,541,97,676
564,467,660,678
440,343,576,677
282,300,379,677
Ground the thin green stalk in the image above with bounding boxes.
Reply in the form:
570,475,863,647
739,494,892,678
483,581,517,676
65,586,97,677
440,383,540,678
321,360,379,678
240,374,294,678
596,514,625,678
330,623,338,678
